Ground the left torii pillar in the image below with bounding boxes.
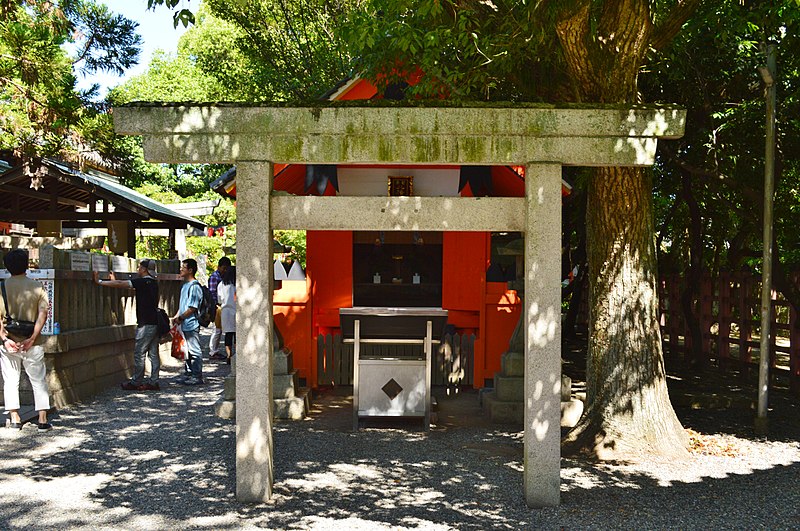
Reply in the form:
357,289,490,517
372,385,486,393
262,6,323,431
235,161,275,502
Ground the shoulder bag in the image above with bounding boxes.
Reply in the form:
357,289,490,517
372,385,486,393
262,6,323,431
1,280,36,338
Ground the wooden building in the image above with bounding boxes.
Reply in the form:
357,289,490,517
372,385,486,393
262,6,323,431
0,157,205,256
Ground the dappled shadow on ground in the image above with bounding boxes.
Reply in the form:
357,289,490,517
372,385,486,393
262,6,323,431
0,330,798,529
563,331,800,442
0,359,237,529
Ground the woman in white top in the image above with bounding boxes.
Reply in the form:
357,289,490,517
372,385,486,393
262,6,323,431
217,266,236,364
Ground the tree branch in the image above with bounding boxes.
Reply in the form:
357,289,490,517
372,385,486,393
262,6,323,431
553,1,595,101
658,142,762,206
71,33,96,67
0,76,48,108
650,0,703,52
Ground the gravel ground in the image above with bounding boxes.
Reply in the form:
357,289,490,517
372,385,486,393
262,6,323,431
1,337,799,530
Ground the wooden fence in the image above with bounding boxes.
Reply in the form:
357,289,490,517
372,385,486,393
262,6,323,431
658,272,800,392
317,332,475,388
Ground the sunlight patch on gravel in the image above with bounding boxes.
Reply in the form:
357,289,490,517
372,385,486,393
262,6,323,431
282,470,357,492
0,430,89,458
296,515,449,531
328,462,383,479
128,449,169,461
0,473,125,527
560,436,800,491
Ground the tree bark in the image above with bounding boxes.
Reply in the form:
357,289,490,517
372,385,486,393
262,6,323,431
562,166,689,459
557,1,692,460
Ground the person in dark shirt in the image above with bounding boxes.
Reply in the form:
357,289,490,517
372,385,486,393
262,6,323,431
92,259,161,391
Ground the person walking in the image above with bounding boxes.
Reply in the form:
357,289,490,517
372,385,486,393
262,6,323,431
0,249,52,431
208,256,231,361
173,258,204,385
93,259,161,391
217,265,236,364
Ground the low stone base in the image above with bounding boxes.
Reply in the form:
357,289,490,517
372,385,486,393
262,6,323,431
215,387,312,421
481,390,585,427
214,399,236,419
274,387,311,420
0,325,163,410
481,390,524,423
493,374,524,402
273,370,300,399
560,398,584,428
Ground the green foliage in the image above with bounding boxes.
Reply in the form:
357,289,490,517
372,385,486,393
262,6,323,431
143,0,356,101
200,0,356,101
134,182,184,204
176,5,268,101
136,235,171,260
0,0,141,165
108,49,225,103
204,196,236,227
187,235,232,277
274,230,306,268
340,0,561,102
146,0,196,28
643,0,800,272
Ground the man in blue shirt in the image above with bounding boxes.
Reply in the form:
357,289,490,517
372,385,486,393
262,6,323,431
173,258,204,385
208,256,231,361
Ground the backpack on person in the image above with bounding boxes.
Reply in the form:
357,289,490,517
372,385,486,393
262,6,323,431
156,308,171,337
193,281,216,327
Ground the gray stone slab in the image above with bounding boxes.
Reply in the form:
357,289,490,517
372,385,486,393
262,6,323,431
273,389,310,421
272,196,525,232
274,349,293,375
523,163,562,508
273,370,298,399
224,377,236,401
501,352,524,377
214,399,235,420
234,161,274,503
561,375,572,402
494,374,524,402
560,398,584,428
116,105,687,138
116,105,685,167
481,390,524,424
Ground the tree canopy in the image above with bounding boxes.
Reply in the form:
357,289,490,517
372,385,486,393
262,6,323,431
0,0,140,172
139,0,357,101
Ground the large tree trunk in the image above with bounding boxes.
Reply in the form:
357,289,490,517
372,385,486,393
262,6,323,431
556,0,693,460
562,167,688,459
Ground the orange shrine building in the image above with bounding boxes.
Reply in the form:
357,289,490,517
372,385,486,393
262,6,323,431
213,76,571,389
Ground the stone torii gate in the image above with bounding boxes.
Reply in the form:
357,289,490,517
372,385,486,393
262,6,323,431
114,103,685,508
